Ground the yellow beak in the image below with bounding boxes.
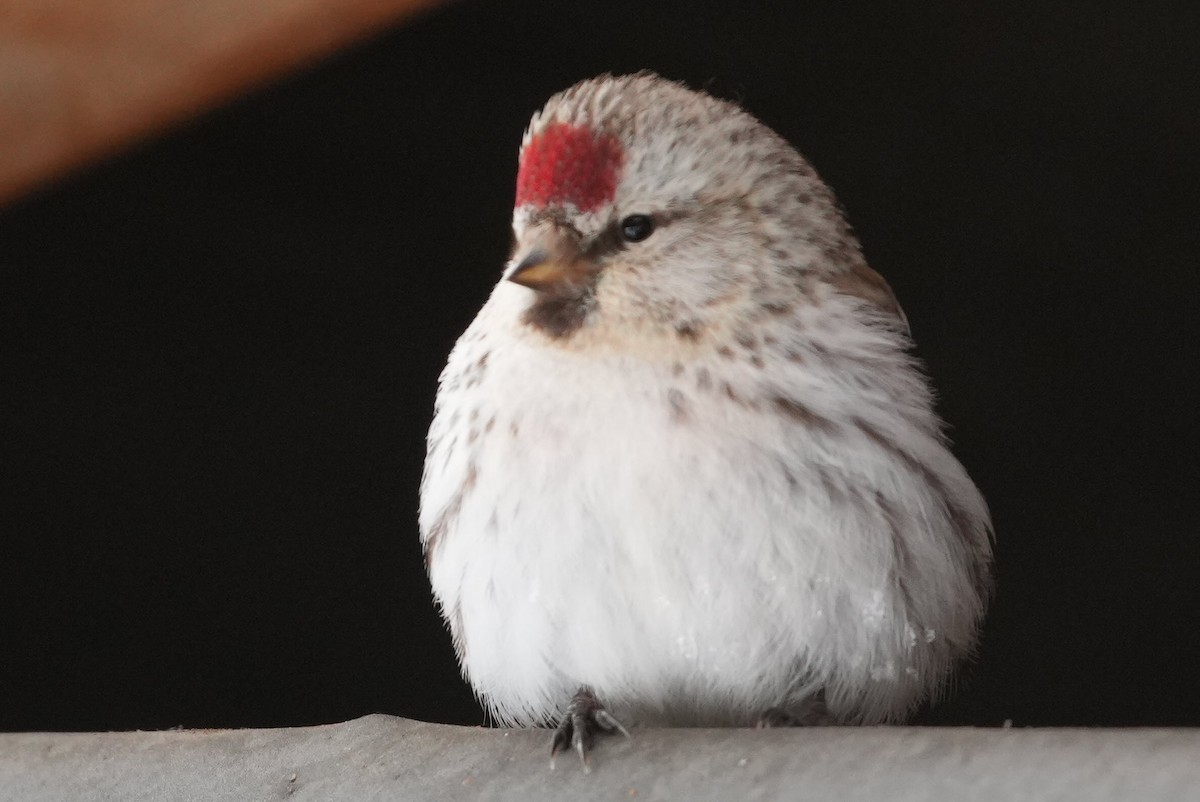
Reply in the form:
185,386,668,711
505,223,593,293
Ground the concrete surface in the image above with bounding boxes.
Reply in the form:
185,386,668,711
1,715,1197,801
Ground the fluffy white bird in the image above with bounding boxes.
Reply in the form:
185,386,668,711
419,72,992,767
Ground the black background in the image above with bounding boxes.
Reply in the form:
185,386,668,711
3,1,1197,732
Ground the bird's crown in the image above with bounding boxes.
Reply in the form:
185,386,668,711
515,122,624,212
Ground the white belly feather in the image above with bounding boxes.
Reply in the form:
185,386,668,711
420,286,990,727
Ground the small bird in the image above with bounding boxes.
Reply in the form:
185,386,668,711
419,73,992,768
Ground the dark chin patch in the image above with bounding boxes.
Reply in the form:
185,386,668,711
522,291,595,339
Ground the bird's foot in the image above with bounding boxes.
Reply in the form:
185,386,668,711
756,689,838,727
550,686,629,772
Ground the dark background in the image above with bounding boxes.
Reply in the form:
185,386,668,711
3,0,1197,732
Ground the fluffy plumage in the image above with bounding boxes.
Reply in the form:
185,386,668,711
419,73,992,730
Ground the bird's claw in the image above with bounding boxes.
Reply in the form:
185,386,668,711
756,689,837,727
550,687,629,771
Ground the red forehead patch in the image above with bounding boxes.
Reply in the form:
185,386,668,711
515,123,624,212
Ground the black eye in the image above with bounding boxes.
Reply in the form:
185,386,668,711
619,214,655,243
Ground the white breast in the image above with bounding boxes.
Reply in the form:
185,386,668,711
420,283,990,727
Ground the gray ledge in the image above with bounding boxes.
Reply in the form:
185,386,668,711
2,715,1197,801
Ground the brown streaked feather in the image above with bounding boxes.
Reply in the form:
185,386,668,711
424,465,470,573
829,262,910,334
876,490,916,616
853,417,993,605
771,396,839,435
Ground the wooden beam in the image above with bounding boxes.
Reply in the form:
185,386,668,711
0,0,445,206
